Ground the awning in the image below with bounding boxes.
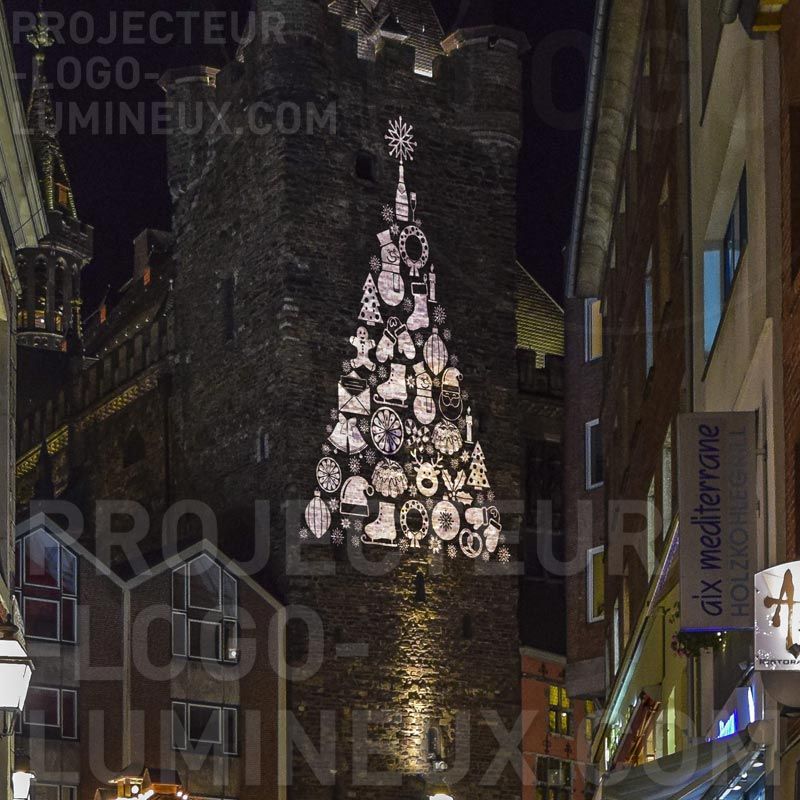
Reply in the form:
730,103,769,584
600,732,758,800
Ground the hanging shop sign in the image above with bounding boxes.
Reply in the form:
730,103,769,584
677,412,757,632
755,560,800,670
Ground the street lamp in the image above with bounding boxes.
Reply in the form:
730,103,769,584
0,621,34,737
11,755,35,800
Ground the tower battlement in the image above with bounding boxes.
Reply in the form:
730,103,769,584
42,209,94,258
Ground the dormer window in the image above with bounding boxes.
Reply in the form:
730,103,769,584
15,528,78,643
172,555,239,662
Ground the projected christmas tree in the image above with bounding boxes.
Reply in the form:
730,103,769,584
301,118,508,562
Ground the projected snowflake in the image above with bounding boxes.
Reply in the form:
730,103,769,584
385,116,417,164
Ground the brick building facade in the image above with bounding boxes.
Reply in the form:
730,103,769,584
567,0,693,780
781,0,800,566
561,293,604,702
520,649,592,800
778,0,800,781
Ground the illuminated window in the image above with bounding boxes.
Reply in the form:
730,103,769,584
172,701,238,755
585,298,603,361
172,555,238,662
23,686,77,739
143,266,152,287
548,685,572,736
586,546,605,623
15,529,78,643
535,757,571,800
56,183,70,209
585,420,603,490
584,700,596,744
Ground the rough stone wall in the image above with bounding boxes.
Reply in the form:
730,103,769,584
163,4,525,797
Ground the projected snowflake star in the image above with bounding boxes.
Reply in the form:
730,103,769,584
385,116,417,163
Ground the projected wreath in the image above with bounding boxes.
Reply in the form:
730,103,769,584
300,118,509,562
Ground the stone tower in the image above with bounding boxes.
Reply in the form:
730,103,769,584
161,1,527,796
16,10,93,352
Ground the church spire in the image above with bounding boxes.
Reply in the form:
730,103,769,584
26,6,78,219
15,3,93,353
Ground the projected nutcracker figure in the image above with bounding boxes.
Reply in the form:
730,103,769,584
301,119,510,563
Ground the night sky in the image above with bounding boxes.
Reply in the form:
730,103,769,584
8,0,594,309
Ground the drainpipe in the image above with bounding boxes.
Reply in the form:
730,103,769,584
565,0,609,299
682,0,695,412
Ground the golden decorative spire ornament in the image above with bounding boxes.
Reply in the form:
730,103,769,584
25,4,78,219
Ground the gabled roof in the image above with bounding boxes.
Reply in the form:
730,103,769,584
327,0,445,76
16,512,284,613
515,263,564,357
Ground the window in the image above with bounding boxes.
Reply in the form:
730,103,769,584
644,250,654,374
703,170,748,354
56,183,71,210
255,430,270,463
612,599,621,674
585,420,603,490
24,597,59,640
355,151,375,182
548,685,572,736
662,427,673,531
585,298,603,361
587,546,605,623
703,243,723,354
222,276,236,341
535,757,571,800
723,171,748,294
172,555,238,662
34,785,78,800
584,700,596,744
15,529,78,643
122,429,146,467
23,686,78,739
646,479,656,579
172,701,238,755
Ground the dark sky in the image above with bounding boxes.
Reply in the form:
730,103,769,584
8,0,594,309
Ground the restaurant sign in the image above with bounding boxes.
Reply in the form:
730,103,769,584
755,561,800,670
677,412,757,632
